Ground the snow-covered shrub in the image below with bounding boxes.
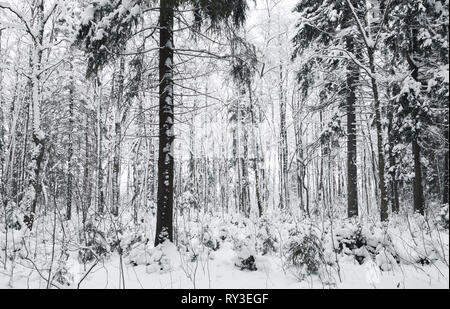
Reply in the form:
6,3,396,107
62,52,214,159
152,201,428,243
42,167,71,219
235,255,257,271
335,223,372,265
5,206,22,230
438,204,449,229
257,216,278,255
177,190,199,216
78,221,110,263
129,240,181,273
53,266,73,286
389,213,447,267
287,231,325,279
334,221,400,270
201,226,220,251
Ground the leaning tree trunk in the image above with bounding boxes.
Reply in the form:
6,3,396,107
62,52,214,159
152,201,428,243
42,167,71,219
345,34,359,219
24,0,45,230
155,0,175,246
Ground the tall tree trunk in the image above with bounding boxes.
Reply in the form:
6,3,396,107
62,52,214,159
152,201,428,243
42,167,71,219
96,76,104,215
155,0,175,246
235,99,243,214
242,126,250,216
248,82,263,217
412,137,424,214
66,58,74,220
83,113,90,224
408,29,425,215
368,48,388,222
344,0,387,220
344,16,359,219
24,0,45,229
0,29,4,178
388,86,400,213
279,65,289,210
444,127,449,205
112,57,125,217
0,28,5,216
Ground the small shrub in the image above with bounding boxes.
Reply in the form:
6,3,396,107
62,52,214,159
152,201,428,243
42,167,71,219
257,217,278,255
287,233,324,279
78,221,110,263
438,204,449,229
336,224,377,265
235,255,257,271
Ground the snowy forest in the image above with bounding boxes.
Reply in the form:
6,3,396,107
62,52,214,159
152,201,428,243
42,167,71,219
0,0,448,289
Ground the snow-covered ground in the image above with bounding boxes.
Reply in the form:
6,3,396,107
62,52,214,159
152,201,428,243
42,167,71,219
1,243,448,289
1,207,448,289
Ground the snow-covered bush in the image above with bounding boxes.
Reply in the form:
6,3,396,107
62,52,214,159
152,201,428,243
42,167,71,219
78,221,110,263
5,206,22,230
334,220,401,271
287,231,325,279
438,204,449,229
256,216,278,255
335,222,373,265
235,255,257,271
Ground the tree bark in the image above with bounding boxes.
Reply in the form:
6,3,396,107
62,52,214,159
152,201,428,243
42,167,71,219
368,49,388,222
444,126,449,205
112,57,125,217
96,76,105,215
155,0,175,246
345,34,359,218
66,57,75,220
388,86,400,213
279,64,289,210
408,29,425,215
24,0,45,229
412,137,424,214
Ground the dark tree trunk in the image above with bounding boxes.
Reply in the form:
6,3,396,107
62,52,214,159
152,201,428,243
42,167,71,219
155,0,175,246
443,146,449,205
412,137,424,214
345,34,359,218
408,29,425,215
444,124,449,204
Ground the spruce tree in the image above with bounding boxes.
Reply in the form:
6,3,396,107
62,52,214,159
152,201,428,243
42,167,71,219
76,0,250,246
293,0,364,218
385,0,449,215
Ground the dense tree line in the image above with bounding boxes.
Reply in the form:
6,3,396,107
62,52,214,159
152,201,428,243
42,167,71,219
0,0,448,257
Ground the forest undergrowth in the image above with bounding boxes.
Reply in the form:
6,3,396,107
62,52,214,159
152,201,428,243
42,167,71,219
1,201,448,289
